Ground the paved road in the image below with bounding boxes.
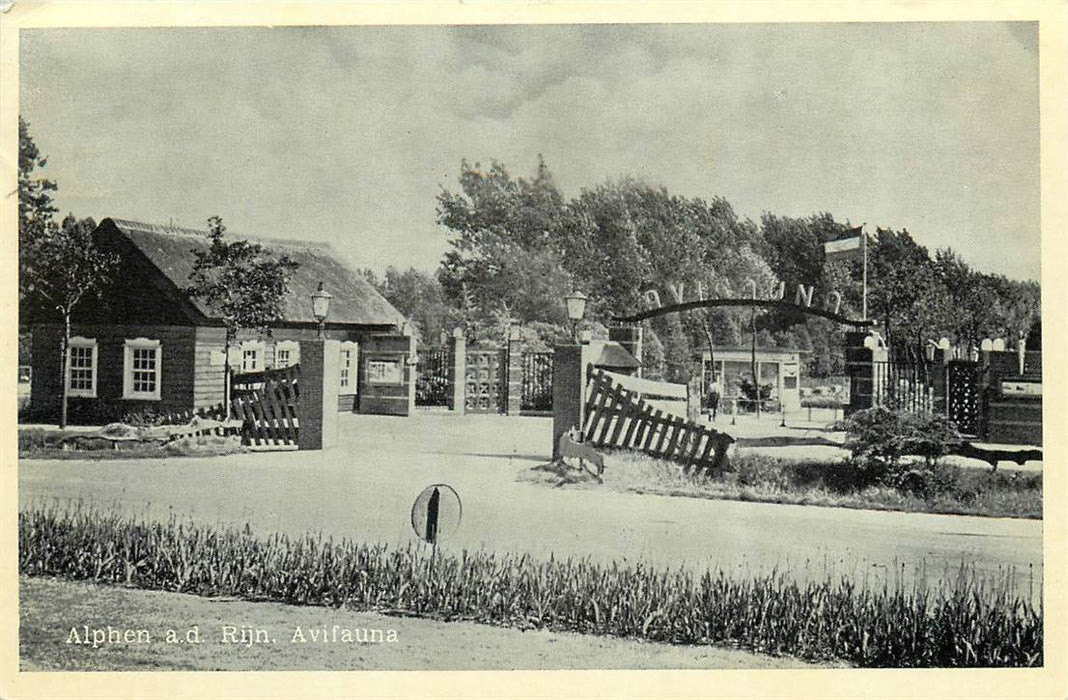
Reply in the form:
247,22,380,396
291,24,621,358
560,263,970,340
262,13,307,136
18,413,1043,597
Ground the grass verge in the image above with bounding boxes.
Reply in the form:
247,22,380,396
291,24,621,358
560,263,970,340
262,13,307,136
19,504,1042,668
19,428,244,460
523,452,1041,520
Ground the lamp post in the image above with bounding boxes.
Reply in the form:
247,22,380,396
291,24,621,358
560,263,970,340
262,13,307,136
565,290,588,343
311,282,333,340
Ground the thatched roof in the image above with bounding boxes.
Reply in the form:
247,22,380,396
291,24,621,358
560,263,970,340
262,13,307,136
98,218,405,327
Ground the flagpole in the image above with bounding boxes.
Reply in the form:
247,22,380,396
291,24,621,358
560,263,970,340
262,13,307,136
861,225,868,321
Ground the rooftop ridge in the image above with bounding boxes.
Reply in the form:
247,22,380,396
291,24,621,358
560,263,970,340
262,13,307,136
108,218,333,251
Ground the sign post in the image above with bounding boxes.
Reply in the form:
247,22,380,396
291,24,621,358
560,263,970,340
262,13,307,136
410,484,462,579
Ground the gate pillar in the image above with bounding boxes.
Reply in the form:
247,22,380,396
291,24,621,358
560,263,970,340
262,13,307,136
929,347,949,417
552,342,599,459
448,328,466,414
298,339,340,450
609,325,643,376
506,327,523,416
844,330,886,415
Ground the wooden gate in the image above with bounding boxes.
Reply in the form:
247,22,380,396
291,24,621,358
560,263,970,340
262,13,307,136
582,368,734,475
946,359,983,437
230,364,300,446
465,349,506,414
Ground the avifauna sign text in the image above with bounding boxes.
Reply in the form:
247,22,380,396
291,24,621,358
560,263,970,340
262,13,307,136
614,280,874,328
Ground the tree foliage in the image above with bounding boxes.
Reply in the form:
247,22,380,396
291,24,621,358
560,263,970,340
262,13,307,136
18,117,58,241
185,216,300,342
362,266,451,345
434,156,1039,378
436,157,573,333
19,117,62,315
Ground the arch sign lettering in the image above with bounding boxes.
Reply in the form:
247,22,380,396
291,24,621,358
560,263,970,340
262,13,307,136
614,280,875,328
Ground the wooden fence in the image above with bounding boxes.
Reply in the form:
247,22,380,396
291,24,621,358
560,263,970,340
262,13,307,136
582,368,733,475
229,364,300,446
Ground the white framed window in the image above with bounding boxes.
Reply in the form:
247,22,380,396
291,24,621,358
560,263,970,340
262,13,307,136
123,338,162,400
66,336,98,398
274,340,300,368
339,341,358,394
239,340,265,372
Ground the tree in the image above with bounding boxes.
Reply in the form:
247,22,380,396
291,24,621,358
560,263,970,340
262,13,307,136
20,215,117,428
19,117,61,321
558,179,776,380
18,118,58,241
186,217,299,416
437,157,573,338
364,266,450,345
866,228,953,350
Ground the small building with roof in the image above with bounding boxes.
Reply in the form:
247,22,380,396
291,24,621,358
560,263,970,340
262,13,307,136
700,346,805,412
29,218,411,423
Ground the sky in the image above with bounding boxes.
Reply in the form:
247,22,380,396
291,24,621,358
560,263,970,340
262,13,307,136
19,22,1040,281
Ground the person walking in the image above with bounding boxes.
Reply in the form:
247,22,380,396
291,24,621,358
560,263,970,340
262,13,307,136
706,376,722,422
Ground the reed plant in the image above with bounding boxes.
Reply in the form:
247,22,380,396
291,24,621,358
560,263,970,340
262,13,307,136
19,504,1042,667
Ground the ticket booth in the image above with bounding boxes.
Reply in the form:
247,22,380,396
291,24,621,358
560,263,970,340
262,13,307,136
701,347,803,413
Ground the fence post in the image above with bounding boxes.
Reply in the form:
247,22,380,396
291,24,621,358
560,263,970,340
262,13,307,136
505,327,523,416
552,342,599,459
406,331,418,415
297,339,340,450
609,324,643,376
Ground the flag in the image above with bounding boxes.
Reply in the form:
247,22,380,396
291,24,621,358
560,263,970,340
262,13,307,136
824,226,864,262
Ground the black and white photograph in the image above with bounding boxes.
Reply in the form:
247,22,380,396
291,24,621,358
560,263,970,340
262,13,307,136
3,2,1065,698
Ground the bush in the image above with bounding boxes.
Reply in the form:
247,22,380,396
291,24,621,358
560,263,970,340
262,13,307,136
837,407,962,493
738,375,774,405
18,429,61,452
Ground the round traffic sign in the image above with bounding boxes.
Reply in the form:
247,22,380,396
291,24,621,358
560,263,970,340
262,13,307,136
410,484,462,544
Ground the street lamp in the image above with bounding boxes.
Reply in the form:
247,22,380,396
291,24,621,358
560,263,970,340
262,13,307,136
565,290,588,343
311,281,333,340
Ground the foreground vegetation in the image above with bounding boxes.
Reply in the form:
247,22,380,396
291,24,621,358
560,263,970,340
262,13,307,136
18,428,244,460
20,504,1042,667
554,451,1042,520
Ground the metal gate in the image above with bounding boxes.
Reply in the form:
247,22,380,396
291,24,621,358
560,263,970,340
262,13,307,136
947,360,983,437
416,348,450,407
465,349,506,413
521,351,554,412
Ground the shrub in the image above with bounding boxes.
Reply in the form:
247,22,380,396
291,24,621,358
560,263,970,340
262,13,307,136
18,429,61,452
838,407,961,484
121,407,184,427
801,395,847,409
738,375,774,404
835,408,964,496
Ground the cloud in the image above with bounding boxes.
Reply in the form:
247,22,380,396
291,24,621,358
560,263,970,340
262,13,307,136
19,22,1039,280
